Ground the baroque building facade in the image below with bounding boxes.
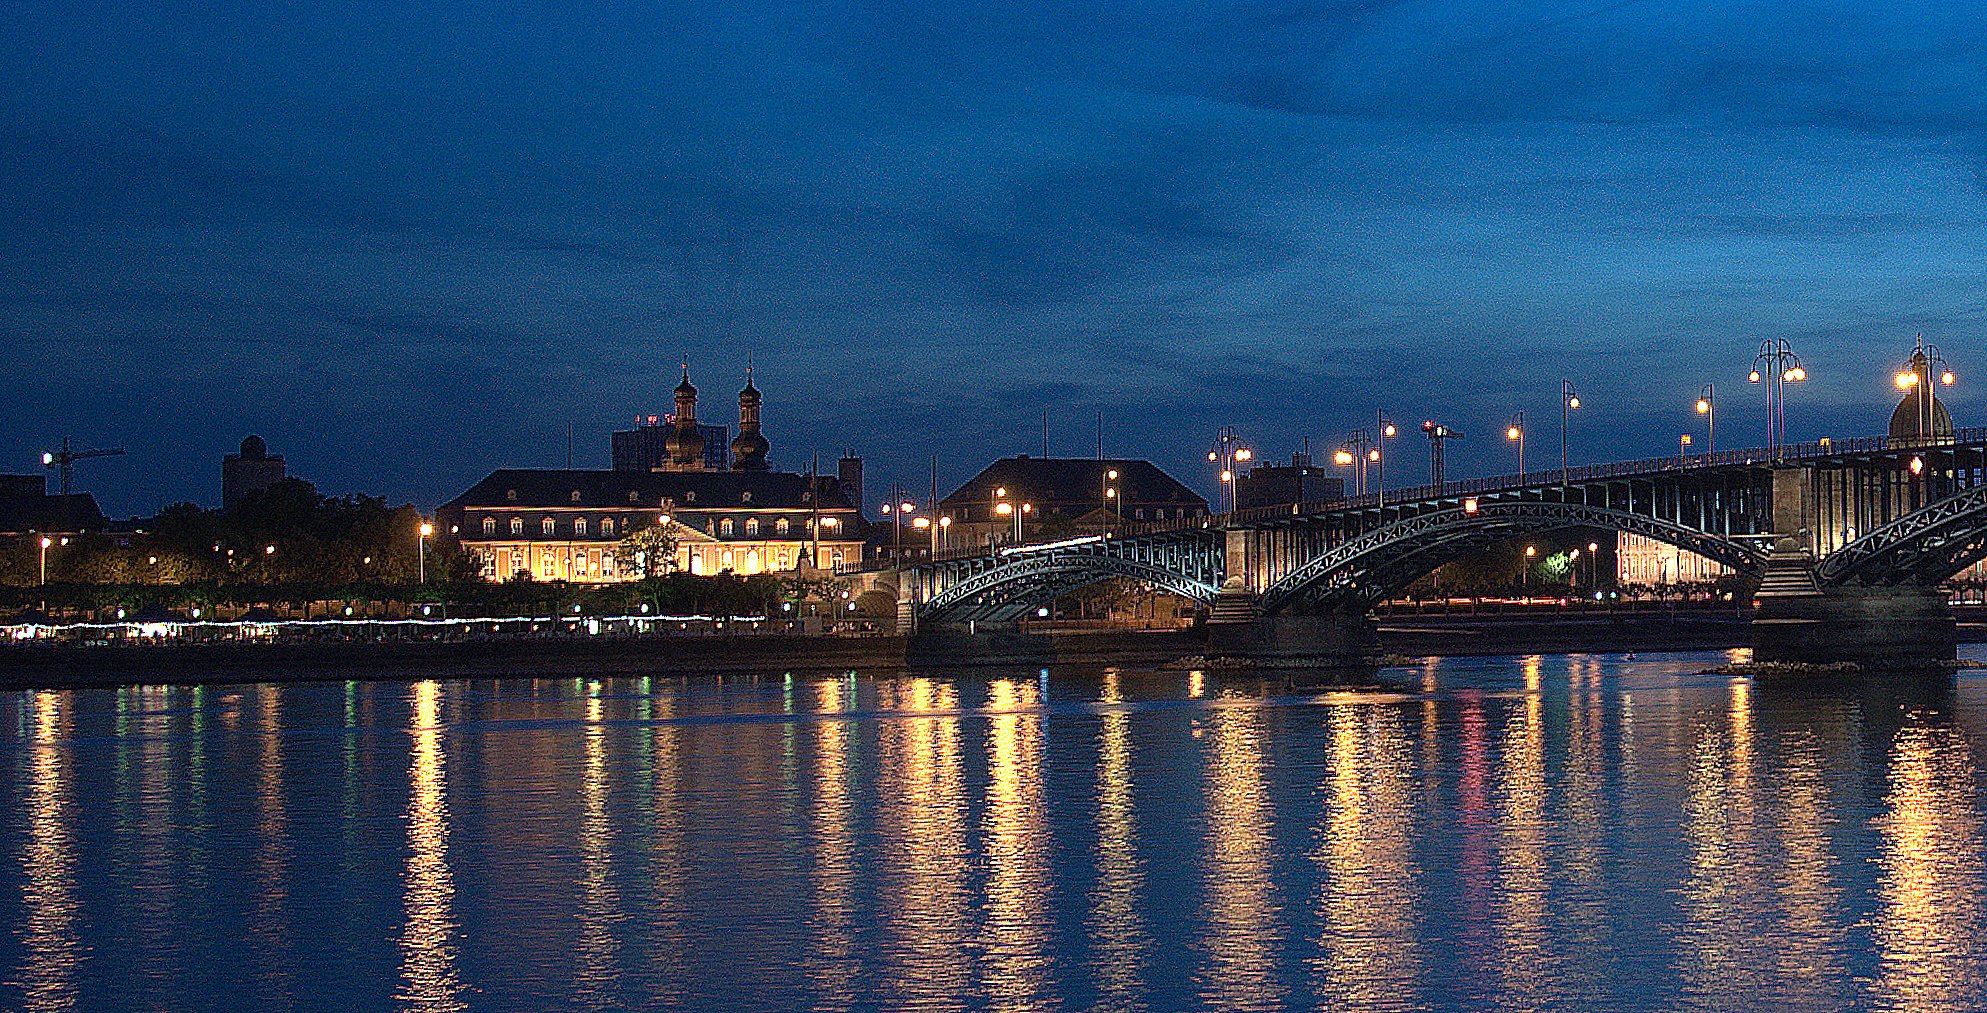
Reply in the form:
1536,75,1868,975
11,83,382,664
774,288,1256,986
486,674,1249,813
440,368,866,582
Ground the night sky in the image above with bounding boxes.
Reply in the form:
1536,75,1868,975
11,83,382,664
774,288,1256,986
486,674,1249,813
7,2,1987,516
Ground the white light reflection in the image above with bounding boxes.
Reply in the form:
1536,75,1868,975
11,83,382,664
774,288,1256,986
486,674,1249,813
396,681,466,1012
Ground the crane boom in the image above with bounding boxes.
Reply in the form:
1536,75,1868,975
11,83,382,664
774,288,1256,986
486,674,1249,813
41,437,126,497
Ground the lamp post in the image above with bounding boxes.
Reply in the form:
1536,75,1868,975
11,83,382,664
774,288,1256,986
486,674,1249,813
990,485,1008,549
1506,412,1526,477
1587,541,1600,589
1523,544,1536,590
1207,427,1251,515
418,521,433,584
1560,381,1581,493
1569,547,1581,589
1374,414,1397,507
915,515,933,557
939,515,952,553
1695,383,1716,455
1894,334,1957,442
1679,433,1693,464
1102,467,1120,538
1749,338,1807,456
1333,432,1370,498
38,535,51,587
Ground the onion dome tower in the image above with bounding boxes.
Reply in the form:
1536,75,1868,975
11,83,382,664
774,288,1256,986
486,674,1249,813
730,362,771,471
1889,336,1956,446
663,364,706,470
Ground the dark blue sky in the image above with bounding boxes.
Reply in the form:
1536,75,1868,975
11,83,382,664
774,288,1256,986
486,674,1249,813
6,2,1987,515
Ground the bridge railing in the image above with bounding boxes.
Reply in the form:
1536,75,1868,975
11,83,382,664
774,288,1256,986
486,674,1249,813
897,429,1987,562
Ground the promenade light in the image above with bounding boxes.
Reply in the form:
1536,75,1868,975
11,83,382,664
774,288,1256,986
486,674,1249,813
419,522,434,538
996,502,1013,516
1463,497,1479,514
1220,470,1233,483
1525,545,1537,557
1207,451,1218,462
1107,469,1119,480
1235,448,1253,462
1911,455,1925,475
1696,398,1711,414
913,517,930,529
1566,395,1580,410
939,516,952,527
1366,448,1380,462
1334,449,1355,466
1748,370,1762,384
658,513,671,524
1944,371,1957,386
1507,425,1522,440
1381,424,1396,439
1106,487,1117,498
900,500,916,513
1897,371,1918,389
264,544,275,555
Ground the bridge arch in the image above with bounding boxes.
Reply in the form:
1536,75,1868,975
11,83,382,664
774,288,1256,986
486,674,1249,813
1257,501,1769,615
919,552,1221,624
1818,485,1987,587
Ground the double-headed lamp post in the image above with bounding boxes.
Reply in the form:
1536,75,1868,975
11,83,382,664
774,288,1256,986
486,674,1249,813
1102,467,1120,538
1207,428,1252,514
1749,338,1807,456
1560,381,1582,492
418,521,433,584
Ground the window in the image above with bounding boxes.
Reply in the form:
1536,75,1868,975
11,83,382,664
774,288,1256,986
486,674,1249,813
506,488,518,501
510,517,524,536
719,517,735,537
741,490,753,503
575,518,588,537
1136,508,1147,520
482,516,496,536
745,517,760,537
542,517,555,536
721,549,735,570
570,490,583,503
685,490,697,503
540,554,555,577
775,517,790,536
627,490,640,503
601,517,615,537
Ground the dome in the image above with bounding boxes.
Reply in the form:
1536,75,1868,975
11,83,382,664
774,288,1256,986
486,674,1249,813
239,434,268,459
730,429,770,470
739,378,761,404
664,421,705,463
675,374,698,397
1890,393,1953,443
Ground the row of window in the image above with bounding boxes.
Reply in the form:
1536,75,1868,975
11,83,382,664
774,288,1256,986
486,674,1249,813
477,514,811,539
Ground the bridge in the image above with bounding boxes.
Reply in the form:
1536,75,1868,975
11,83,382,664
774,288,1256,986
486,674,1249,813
870,429,1987,668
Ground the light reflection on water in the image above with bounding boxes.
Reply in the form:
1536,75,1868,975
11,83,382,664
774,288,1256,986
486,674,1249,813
4,654,1987,1010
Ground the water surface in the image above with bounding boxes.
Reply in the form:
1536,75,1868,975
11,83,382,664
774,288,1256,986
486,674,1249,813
4,650,1986,1011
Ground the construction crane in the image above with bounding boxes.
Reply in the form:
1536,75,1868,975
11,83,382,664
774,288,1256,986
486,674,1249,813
1422,420,1462,494
41,437,126,497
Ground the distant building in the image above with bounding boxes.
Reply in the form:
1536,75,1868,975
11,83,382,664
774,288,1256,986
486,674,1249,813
222,435,287,509
1616,532,1729,585
613,420,729,472
1236,452,1343,509
937,456,1208,548
442,367,868,581
0,473,106,534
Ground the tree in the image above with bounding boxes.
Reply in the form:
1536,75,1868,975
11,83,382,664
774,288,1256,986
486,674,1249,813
615,524,680,580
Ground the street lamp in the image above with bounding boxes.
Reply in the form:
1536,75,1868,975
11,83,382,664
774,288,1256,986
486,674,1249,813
419,521,434,584
1588,540,1600,588
938,515,952,552
1208,427,1251,514
1895,335,1958,441
1569,547,1581,588
1523,544,1537,590
1750,337,1807,456
38,535,51,587
1102,467,1120,538
1506,412,1526,477
1680,432,1693,463
1695,383,1716,455
1560,381,1581,492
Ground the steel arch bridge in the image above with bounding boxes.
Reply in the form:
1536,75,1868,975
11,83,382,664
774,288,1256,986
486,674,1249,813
883,430,1987,625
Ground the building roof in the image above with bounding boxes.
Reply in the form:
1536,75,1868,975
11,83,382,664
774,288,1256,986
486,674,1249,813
441,468,860,513
0,493,108,535
939,456,1207,509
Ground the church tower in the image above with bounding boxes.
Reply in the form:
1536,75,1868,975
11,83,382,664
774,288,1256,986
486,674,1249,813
662,365,707,471
730,363,771,471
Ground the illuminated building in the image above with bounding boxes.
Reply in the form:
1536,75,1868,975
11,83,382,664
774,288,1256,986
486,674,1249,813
441,367,867,580
1615,531,1729,585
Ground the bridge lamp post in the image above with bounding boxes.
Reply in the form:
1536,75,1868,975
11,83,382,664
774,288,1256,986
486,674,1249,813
1680,432,1693,463
939,515,952,552
38,535,51,587
1569,548,1581,589
1560,381,1581,494
994,500,1013,548
1588,540,1600,588
1523,544,1536,590
914,515,932,557
1102,467,1120,538
1208,428,1251,515
1695,384,1716,455
1375,417,1397,507
1750,338,1807,456
1333,442,1362,497
1506,413,1526,477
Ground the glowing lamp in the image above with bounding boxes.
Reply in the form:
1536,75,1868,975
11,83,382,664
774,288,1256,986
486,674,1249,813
1897,371,1916,389
1366,449,1380,462
1219,470,1234,483
1334,450,1355,466
1911,456,1925,475
1506,426,1522,441
1463,497,1478,514
419,522,434,537
1567,396,1581,410
995,502,1012,516
1748,370,1762,384
1944,371,1957,386
1695,399,1711,414
1235,448,1252,461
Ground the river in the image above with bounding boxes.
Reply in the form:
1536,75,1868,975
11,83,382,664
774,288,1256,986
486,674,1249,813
2,650,1985,1011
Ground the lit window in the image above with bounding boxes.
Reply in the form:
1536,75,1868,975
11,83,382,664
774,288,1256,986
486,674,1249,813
722,549,735,569
601,517,615,537
482,517,496,536
745,518,760,537
541,555,554,577
575,518,588,537
719,518,735,537
510,517,524,536
542,517,555,536
775,517,790,536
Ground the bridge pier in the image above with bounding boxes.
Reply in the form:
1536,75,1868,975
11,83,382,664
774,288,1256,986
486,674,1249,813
1750,537,1957,670
1205,580,1378,666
